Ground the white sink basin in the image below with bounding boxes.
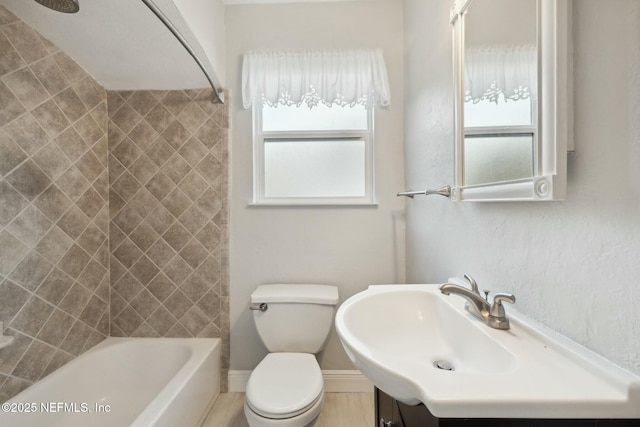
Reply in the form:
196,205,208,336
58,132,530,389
336,284,640,419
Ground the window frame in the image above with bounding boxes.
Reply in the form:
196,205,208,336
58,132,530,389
251,103,377,206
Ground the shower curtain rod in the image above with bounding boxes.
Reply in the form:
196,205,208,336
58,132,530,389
141,0,224,104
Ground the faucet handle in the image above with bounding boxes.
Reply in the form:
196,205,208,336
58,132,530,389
463,274,480,295
490,293,516,317
487,293,516,330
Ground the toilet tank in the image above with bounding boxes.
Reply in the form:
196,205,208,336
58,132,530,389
251,284,339,353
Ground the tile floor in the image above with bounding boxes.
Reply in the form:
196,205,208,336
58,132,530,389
201,392,374,427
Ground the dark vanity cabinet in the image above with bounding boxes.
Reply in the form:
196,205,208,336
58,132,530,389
376,387,436,427
375,388,640,427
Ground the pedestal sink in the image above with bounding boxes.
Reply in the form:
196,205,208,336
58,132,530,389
335,284,640,419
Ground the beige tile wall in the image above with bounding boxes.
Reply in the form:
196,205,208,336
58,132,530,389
0,6,109,401
0,5,230,401
107,89,229,386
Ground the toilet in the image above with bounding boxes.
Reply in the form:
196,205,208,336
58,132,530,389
244,284,339,427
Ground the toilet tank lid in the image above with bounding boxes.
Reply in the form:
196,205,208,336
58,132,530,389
251,284,339,305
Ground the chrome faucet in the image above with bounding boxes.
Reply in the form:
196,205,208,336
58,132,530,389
438,274,516,330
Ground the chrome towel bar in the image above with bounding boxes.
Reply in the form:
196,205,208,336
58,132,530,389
397,185,451,199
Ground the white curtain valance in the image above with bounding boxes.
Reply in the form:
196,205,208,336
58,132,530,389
242,49,391,109
465,44,537,103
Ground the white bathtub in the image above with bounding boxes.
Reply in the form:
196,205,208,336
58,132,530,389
0,337,220,427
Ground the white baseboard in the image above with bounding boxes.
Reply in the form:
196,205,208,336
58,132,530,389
228,369,373,393
228,370,251,392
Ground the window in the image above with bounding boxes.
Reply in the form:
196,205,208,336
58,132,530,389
253,103,374,205
462,44,538,186
242,49,390,205
463,92,536,186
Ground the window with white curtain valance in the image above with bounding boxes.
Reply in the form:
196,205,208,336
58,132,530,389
242,48,391,109
464,44,537,104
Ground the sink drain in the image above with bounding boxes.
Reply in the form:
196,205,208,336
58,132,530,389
433,360,455,371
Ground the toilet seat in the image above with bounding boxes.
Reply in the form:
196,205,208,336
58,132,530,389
246,353,323,419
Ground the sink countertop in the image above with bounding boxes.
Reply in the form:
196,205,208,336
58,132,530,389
336,284,640,419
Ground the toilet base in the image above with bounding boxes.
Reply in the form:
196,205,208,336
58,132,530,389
244,392,324,427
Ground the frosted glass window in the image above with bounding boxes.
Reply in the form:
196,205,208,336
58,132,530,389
464,135,534,186
464,93,536,187
263,104,368,131
253,102,374,205
264,139,366,198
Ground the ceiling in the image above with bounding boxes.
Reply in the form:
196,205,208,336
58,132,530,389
0,0,209,90
223,0,373,3
1,0,375,91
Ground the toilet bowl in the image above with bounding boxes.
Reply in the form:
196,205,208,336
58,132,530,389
244,285,339,427
244,353,324,426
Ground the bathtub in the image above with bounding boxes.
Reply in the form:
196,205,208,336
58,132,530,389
0,337,220,427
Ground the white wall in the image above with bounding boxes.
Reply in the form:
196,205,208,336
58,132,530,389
172,0,226,88
226,0,405,371
404,0,640,375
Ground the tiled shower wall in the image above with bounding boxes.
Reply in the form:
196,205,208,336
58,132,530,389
107,89,229,384
1,5,230,401
0,6,109,401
